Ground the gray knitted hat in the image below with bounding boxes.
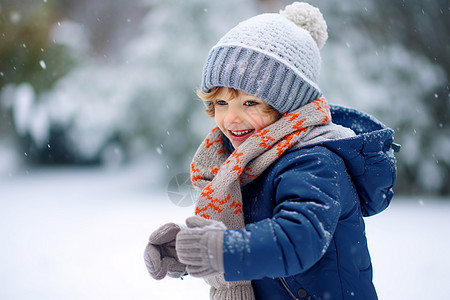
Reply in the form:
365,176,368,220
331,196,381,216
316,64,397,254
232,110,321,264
200,2,328,113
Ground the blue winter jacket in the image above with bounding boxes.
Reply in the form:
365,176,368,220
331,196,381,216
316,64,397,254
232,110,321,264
222,105,399,300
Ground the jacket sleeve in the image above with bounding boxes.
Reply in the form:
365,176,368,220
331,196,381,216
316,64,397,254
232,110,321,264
223,147,343,281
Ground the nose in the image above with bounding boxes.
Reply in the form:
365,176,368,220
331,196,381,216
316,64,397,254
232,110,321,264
224,106,243,124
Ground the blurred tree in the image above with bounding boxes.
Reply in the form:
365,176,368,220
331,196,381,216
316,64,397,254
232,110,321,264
360,0,450,194
352,0,450,195
0,1,76,162
3,0,448,195
0,2,74,91
119,0,257,171
54,0,147,62
1,0,257,170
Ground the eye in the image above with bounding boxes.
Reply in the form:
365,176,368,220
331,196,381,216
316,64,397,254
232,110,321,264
244,100,259,106
216,100,228,106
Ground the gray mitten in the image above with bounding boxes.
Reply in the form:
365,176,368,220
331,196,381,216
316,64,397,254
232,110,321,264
176,216,226,278
144,222,187,280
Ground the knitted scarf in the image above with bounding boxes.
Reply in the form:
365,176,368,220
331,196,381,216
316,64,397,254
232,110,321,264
190,98,331,300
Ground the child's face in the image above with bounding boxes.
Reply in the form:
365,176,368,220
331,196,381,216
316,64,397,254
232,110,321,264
214,88,279,149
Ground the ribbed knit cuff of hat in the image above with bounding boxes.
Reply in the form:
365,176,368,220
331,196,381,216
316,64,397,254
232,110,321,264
176,227,225,278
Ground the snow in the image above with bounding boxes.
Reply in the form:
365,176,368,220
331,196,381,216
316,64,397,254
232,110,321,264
39,60,47,70
50,20,90,57
0,0,256,166
0,165,209,299
0,143,21,175
1,166,449,299
11,83,35,136
2,0,447,194
366,199,450,299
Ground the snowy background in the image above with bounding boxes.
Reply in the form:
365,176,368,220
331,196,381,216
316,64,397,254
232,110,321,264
1,0,449,194
1,0,450,299
1,165,449,300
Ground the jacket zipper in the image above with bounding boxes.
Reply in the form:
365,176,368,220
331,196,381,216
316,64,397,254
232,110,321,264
280,277,298,300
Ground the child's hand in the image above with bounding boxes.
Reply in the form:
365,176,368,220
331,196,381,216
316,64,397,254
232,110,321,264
144,222,187,280
176,216,226,278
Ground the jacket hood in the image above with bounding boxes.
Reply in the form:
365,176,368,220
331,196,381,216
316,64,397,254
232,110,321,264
322,105,400,217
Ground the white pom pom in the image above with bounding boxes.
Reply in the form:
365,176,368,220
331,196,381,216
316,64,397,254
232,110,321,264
280,2,328,49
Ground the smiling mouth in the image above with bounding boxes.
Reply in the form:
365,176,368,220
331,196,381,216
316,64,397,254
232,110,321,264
227,129,255,143
229,129,254,136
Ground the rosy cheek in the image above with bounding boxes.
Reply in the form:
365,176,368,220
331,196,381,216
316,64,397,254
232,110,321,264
214,114,226,135
258,117,275,131
256,117,271,130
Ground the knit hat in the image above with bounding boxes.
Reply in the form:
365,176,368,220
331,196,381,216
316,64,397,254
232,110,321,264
200,2,328,113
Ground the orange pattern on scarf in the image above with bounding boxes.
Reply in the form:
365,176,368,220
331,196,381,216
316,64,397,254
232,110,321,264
192,98,331,224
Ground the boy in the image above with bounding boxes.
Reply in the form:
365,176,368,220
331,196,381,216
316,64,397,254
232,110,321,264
144,2,399,299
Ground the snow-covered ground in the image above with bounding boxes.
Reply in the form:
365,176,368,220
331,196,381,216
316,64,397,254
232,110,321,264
1,165,449,299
